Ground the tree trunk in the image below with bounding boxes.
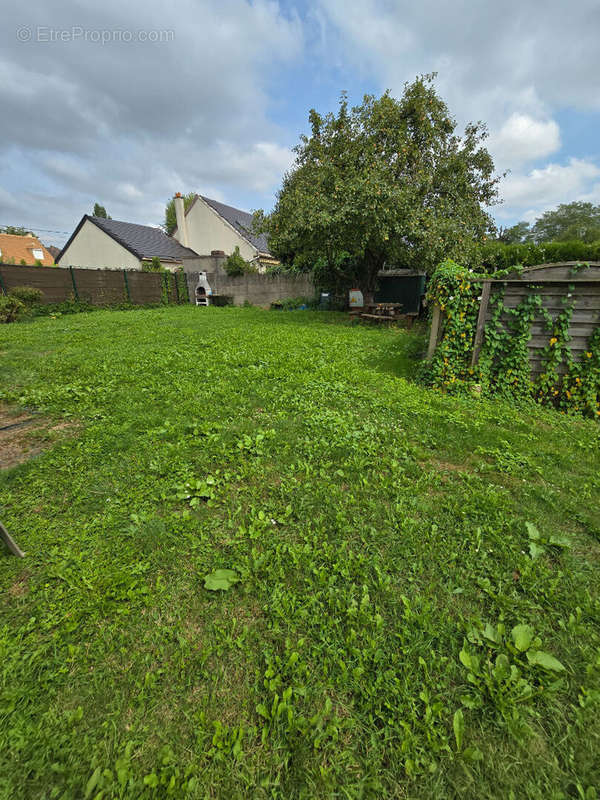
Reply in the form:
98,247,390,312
361,253,385,307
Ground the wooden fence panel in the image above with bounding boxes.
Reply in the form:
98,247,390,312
0,264,72,303
482,276,600,372
126,271,163,305
512,263,600,282
71,269,127,306
0,264,186,307
502,292,600,311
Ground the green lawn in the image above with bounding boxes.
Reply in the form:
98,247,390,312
1,306,599,800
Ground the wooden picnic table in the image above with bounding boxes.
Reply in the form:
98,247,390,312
354,303,418,327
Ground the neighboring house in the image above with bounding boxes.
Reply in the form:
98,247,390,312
45,245,61,260
57,215,200,271
0,233,55,266
56,195,277,274
172,194,277,268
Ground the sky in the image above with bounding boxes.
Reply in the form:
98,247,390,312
1,0,599,248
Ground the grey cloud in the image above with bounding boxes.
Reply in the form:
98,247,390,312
316,0,600,121
0,0,301,239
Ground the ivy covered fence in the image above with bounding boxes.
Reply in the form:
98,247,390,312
423,260,600,418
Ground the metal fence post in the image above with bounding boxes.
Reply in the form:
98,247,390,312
123,270,131,303
69,266,79,301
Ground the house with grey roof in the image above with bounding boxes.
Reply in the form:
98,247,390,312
57,215,200,272
172,194,275,269
57,195,276,273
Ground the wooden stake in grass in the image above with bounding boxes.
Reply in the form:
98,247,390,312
0,520,24,558
427,303,442,360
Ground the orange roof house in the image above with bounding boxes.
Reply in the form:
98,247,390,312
0,234,55,266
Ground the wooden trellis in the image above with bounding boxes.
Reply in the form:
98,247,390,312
427,262,600,374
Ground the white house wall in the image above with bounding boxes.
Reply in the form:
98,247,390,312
178,199,257,261
59,220,141,270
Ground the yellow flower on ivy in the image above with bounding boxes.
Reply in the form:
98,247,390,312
549,337,558,346
586,352,592,358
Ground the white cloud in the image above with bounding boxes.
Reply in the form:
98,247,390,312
118,183,143,199
488,113,561,168
209,141,295,194
315,0,600,121
311,0,600,222
497,158,600,221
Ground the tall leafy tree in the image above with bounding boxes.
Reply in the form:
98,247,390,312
531,202,600,243
93,203,110,219
255,76,500,300
163,193,196,235
497,221,531,244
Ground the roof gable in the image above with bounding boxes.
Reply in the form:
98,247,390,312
200,196,269,254
57,216,200,263
180,195,270,254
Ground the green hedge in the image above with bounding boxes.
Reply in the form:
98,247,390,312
480,240,600,271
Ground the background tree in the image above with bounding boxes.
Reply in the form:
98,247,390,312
163,193,196,235
255,76,500,301
530,201,600,243
497,221,531,244
0,225,33,236
93,203,111,219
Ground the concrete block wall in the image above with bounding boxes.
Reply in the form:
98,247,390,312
185,271,315,308
182,254,228,275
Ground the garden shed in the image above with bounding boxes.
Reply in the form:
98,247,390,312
375,269,426,314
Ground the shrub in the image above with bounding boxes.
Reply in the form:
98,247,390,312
223,247,257,277
9,286,43,306
264,262,295,276
480,240,600,272
271,296,313,310
0,295,25,323
142,256,164,273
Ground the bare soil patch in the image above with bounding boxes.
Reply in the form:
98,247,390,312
0,405,77,469
7,571,30,599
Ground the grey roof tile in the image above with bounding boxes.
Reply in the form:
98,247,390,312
90,216,199,260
